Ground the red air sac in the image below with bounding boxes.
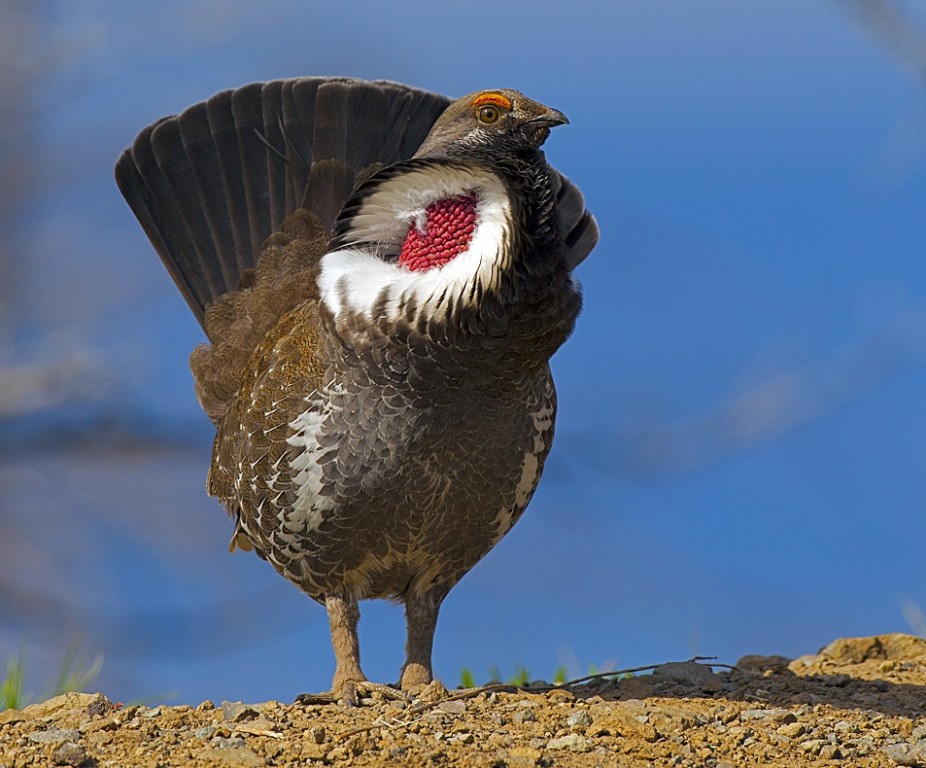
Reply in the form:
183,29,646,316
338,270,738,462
398,193,478,272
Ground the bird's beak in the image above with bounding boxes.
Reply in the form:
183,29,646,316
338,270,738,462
522,104,569,148
529,106,569,128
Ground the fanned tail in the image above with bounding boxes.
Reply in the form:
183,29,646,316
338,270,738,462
114,77,596,424
114,77,452,327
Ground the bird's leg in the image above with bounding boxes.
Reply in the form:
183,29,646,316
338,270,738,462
326,592,367,700
400,590,443,690
297,592,408,706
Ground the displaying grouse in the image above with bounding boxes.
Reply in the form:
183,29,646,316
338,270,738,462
115,77,598,702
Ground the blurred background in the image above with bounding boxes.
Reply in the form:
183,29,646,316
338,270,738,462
1,0,924,705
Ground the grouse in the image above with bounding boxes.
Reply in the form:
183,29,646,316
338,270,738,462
115,77,598,702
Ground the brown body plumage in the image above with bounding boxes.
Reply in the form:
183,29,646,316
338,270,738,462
116,78,597,700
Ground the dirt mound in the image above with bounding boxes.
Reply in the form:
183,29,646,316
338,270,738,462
2,634,925,767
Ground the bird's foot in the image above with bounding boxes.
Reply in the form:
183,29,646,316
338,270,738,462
342,680,408,707
296,680,408,708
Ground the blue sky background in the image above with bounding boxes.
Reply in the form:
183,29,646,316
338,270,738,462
1,0,925,705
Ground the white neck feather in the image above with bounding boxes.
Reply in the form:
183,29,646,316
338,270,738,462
317,164,513,329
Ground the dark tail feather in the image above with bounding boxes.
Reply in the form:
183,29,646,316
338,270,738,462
301,79,449,231
115,77,451,326
203,90,254,281
303,81,360,231
116,118,226,314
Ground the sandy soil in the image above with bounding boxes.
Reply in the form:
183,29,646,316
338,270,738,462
2,634,925,767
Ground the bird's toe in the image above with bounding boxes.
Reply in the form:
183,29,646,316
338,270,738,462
296,680,407,708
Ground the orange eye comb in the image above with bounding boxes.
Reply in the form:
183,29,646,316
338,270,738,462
472,92,512,110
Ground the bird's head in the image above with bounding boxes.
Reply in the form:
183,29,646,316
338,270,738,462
414,89,569,158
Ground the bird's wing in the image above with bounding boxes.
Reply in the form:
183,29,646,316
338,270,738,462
551,170,599,270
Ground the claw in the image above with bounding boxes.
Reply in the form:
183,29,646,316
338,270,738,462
295,680,408,708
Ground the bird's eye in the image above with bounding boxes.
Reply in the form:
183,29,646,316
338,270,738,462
476,105,500,124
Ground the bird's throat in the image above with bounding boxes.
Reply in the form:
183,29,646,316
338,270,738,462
398,193,478,272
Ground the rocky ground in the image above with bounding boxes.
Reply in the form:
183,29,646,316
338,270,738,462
1,634,925,767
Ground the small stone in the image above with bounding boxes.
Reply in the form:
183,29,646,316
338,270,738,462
546,733,590,752
51,741,88,767
885,742,926,766
820,745,842,760
778,722,806,738
512,708,536,724
0,709,28,725
436,699,466,715
27,728,81,744
503,699,539,709
221,700,258,722
309,725,327,744
741,708,785,721
545,688,575,703
23,693,100,721
566,709,592,728
652,662,723,692
85,694,111,718
528,737,546,749
507,746,543,762
736,654,793,674
327,746,350,761
912,724,926,741
799,739,826,755
195,725,217,739
77,715,112,734
196,700,216,712
211,735,247,749
417,680,449,703
820,636,884,663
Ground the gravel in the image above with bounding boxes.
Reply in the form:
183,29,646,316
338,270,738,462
1,633,925,767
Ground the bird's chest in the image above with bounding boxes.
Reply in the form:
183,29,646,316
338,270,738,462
277,353,554,596
307,345,551,512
